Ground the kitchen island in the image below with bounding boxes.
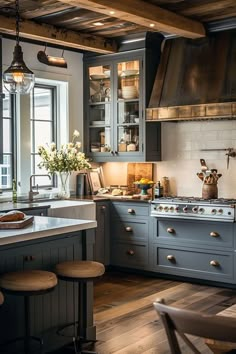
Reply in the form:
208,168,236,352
0,216,97,353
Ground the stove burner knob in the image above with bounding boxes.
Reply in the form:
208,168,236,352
175,207,180,212
183,206,188,213
199,208,205,214
218,209,223,214
192,207,198,213
158,206,163,212
164,206,169,212
211,209,217,214
169,206,174,212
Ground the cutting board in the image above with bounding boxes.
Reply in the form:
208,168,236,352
127,163,153,196
0,215,34,229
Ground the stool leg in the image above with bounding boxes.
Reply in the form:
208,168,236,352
24,296,30,354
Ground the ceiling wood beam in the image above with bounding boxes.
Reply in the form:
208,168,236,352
0,15,117,53
56,0,206,38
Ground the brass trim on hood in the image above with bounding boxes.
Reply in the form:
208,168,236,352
146,102,236,122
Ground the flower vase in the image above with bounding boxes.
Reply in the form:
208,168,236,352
57,172,70,199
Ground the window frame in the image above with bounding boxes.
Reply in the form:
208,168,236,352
30,83,57,188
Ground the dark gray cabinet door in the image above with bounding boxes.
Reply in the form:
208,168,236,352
94,201,110,265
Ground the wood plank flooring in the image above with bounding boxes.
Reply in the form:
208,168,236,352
57,271,236,353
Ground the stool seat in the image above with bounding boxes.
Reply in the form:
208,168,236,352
0,291,4,305
0,270,57,292
56,260,105,279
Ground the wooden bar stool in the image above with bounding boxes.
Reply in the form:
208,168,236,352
55,260,105,354
0,270,57,354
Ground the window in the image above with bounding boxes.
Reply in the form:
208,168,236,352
0,90,14,190
30,84,57,187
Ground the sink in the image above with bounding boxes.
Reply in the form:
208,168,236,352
19,199,96,220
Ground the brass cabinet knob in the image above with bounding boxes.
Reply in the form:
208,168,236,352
210,260,220,267
127,250,135,256
210,231,219,237
167,255,175,261
167,227,175,234
40,212,44,216
125,226,132,232
101,205,106,210
128,208,135,214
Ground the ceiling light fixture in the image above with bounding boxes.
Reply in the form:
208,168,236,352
150,23,155,27
3,0,34,94
93,22,104,26
37,47,68,68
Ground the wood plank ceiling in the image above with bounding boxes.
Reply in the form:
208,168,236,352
0,0,235,53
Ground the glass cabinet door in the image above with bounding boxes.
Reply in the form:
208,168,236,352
116,59,141,154
88,65,112,153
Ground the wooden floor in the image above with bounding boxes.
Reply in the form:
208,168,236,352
92,271,236,354
54,270,236,354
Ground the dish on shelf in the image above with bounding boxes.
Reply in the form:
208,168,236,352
91,120,105,125
90,74,109,80
103,70,110,77
121,69,139,77
91,148,100,152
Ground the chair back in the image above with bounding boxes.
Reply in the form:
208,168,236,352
153,298,236,354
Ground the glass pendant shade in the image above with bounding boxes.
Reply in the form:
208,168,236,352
3,44,35,94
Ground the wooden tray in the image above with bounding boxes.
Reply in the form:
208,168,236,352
0,215,34,229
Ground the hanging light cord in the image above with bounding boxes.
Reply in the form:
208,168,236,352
15,0,20,46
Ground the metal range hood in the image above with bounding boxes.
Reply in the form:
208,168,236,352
146,30,236,122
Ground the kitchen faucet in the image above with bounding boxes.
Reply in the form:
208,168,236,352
28,174,51,202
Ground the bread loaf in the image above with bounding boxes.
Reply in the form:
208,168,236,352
0,210,25,222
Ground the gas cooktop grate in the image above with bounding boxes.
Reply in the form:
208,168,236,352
152,197,236,205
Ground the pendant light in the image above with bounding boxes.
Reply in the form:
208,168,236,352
3,0,34,94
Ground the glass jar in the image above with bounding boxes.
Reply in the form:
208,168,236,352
162,177,169,197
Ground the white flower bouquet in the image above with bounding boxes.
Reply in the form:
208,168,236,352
38,130,91,173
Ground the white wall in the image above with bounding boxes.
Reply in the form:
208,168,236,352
102,120,236,198
2,38,84,137
2,38,84,193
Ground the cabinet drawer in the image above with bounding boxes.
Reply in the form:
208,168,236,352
23,208,49,216
112,220,148,242
111,242,148,269
154,246,234,282
111,202,149,218
155,219,234,249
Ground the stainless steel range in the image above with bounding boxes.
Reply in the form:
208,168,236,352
151,197,236,222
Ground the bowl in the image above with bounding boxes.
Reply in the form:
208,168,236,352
134,118,139,123
134,183,154,195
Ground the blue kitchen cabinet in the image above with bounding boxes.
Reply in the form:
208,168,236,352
110,201,151,270
0,232,83,353
150,217,235,284
94,201,110,265
83,32,163,162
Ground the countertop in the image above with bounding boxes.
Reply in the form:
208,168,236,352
0,200,95,212
0,216,97,246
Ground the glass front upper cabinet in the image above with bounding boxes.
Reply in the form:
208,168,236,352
116,59,140,154
88,64,112,153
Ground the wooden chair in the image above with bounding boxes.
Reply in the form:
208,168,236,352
153,298,236,354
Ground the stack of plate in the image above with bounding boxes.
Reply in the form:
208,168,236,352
122,85,138,99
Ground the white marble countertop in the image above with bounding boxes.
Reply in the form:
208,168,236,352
0,200,95,212
0,216,97,246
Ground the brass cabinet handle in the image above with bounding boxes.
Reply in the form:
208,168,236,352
210,231,219,237
167,255,175,261
210,260,220,267
128,208,135,214
127,250,135,256
167,228,175,234
125,226,132,232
